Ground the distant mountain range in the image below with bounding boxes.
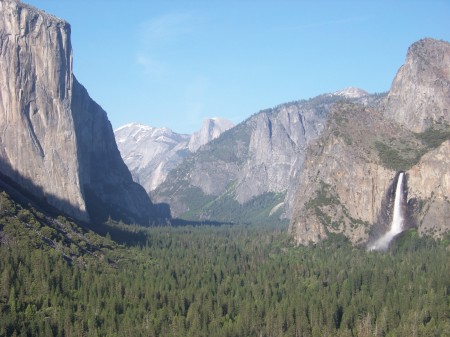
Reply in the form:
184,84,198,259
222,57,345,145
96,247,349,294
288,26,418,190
114,118,234,192
150,89,381,224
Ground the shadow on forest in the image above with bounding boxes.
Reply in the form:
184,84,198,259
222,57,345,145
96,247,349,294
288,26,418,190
0,157,234,247
93,217,235,246
170,218,234,227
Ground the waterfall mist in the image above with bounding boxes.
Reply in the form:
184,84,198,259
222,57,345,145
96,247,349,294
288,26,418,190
369,172,405,251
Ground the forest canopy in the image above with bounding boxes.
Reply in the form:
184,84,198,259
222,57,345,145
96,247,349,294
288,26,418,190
0,190,449,337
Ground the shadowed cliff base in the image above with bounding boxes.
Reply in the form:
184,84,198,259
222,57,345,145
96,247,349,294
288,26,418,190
0,165,166,248
0,158,89,223
70,77,162,226
0,157,164,228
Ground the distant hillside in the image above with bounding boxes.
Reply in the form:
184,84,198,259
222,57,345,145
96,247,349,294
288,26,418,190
115,118,234,192
152,91,381,224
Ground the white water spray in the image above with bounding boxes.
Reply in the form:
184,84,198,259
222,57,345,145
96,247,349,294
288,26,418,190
369,172,405,251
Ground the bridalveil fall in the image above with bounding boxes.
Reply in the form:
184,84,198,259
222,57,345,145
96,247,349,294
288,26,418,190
369,172,405,251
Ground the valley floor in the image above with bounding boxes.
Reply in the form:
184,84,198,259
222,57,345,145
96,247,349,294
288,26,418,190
0,193,449,337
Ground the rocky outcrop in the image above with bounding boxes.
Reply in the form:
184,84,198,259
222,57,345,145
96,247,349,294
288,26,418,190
235,99,329,205
290,39,450,245
383,38,450,132
188,118,234,152
114,118,233,192
290,104,449,246
0,0,158,224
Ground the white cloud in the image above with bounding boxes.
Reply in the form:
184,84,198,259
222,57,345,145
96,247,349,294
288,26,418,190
140,11,199,45
278,16,367,31
135,53,166,76
135,11,201,75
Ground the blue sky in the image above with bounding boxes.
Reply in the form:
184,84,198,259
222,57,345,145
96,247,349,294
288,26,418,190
25,1,450,134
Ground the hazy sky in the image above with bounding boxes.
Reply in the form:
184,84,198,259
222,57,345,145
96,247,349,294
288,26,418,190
25,1,450,134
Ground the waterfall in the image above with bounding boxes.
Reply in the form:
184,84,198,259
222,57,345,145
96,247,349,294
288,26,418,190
369,172,405,251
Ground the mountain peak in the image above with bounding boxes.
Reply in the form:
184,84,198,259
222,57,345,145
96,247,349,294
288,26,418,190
188,118,234,152
407,38,450,62
384,38,450,132
290,38,450,246
332,87,369,99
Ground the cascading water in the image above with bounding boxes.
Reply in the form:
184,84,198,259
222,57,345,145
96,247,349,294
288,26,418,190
369,172,405,251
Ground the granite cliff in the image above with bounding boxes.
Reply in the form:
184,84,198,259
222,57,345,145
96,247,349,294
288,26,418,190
290,38,450,245
188,118,234,152
383,38,450,132
0,0,158,224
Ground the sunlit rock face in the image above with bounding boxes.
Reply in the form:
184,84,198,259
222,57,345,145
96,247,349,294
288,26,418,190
407,141,450,239
289,104,397,246
290,38,450,246
0,0,158,224
383,38,450,132
115,123,191,192
188,118,235,152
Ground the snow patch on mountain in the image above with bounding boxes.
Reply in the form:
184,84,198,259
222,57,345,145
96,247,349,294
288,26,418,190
114,118,234,191
332,87,369,99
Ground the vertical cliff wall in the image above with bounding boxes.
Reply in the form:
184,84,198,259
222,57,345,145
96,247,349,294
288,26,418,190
408,140,450,238
0,0,158,224
383,38,450,132
290,39,450,245
289,104,398,245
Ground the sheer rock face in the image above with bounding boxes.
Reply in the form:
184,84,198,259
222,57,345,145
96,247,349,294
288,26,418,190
290,139,450,246
0,0,157,224
383,38,450,132
289,104,400,245
408,141,450,239
188,118,234,152
0,0,86,220
290,38,450,245
235,101,327,206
